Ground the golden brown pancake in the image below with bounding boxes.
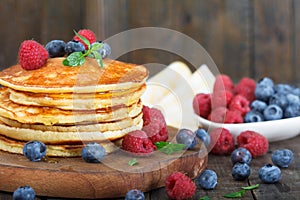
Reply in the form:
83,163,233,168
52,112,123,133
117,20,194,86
0,134,121,157
8,84,146,110
0,88,142,125
0,57,148,93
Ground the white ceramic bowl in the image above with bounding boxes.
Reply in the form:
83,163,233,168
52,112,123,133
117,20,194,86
196,114,300,142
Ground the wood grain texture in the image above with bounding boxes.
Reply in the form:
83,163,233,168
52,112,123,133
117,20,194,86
0,127,207,199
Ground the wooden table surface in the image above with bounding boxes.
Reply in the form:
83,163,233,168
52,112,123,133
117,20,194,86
0,134,299,200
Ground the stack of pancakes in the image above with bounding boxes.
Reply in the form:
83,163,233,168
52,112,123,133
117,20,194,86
0,57,148,157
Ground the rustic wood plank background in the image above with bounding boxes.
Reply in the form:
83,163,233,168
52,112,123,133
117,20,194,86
0,0,299,84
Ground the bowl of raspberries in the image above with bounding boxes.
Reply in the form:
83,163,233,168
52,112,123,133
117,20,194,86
193,74,300,142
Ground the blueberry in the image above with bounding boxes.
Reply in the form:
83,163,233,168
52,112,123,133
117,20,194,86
196,169,218,190
125,189,145,200
23,140,46,162
284,103,300,118
286,93,300,105
231,163,251,181
81,142,106,163
291,87,300,96
244,110,264,123
231,147,252,165
176,129,197,149
92,41,111,59
257,77,274,87
195,128,210,146
263,104,283,121
255,84,275,102
250,100,267,112
258,164,281,183
271,149,294,168
13,186,35,200
45,40,66,58
65,40,85,54
269,94,288,110
274,84,294,95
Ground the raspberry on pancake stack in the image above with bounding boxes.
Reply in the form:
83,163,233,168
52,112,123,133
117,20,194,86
0,55,148,157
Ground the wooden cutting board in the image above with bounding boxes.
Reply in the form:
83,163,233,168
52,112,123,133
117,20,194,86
0,127,207,199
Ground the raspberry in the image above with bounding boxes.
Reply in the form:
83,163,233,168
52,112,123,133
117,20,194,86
142,106,168,143
225,110,243,123
193,93,211,118
229,94,250,116
237,130,269,158
234,77,256,102
121,130,156,154
73,29,97,50
208,107,228,123
165,172,196,200
211,90,233,109
18,40,49,70
213,74,235,93
210,128,235,155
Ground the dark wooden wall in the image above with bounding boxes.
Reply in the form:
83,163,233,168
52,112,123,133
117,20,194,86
1,0,299,84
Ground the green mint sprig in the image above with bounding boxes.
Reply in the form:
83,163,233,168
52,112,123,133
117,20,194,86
155,142,185,155
63,30,104,67
199,196,210,200
224,184,259,198
128,158,138,166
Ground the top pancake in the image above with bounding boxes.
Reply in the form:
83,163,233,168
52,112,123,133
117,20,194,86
0,57,148,93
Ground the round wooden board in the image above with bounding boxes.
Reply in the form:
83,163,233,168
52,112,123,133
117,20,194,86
0,127,207,199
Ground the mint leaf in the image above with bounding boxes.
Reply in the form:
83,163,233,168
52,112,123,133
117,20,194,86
74,30,91,49
199,196,210,200
155,142,185,155
63,52,85,66
241,184,259,190
128,158,138,166
90,42,103,51
224,189,245,198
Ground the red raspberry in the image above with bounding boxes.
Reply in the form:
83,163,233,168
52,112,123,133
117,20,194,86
210,128,235,155
237,130,269,158
121,130,156,154
234,77,256,102
208,107,228,123
225,110,243,123
229,95,250,116
165,172,196,200
193,93,211,118
142,106,168,143
211,90,233,109
73,29,97,50
18,40,48,70
213,74,235,93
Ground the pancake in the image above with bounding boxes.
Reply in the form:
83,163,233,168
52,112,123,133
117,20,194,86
0,88,142,125
0,57,148,93
0,134,121,157
0,112,142,132
8,84,146,110
0,118,143,144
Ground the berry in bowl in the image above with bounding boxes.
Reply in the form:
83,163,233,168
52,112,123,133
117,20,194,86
193,74,300,142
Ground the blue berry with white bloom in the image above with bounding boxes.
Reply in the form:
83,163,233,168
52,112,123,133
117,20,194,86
13,186,35,200
195,128,210,146
231,147,252,165
232,163,251,181
284,103,300,118
196,169,218,190
258,77,274,87
258,164,281,183
269,93,288,110
263,104,283,120
255,84,275,102
23,140,46,162
65,40,85,54
81,142,106,163
45,40,66,58
274,83,294,95
271,149,294,168
176,129,197,149
244,110,264,123
250,100,267,112
125,189,145,200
